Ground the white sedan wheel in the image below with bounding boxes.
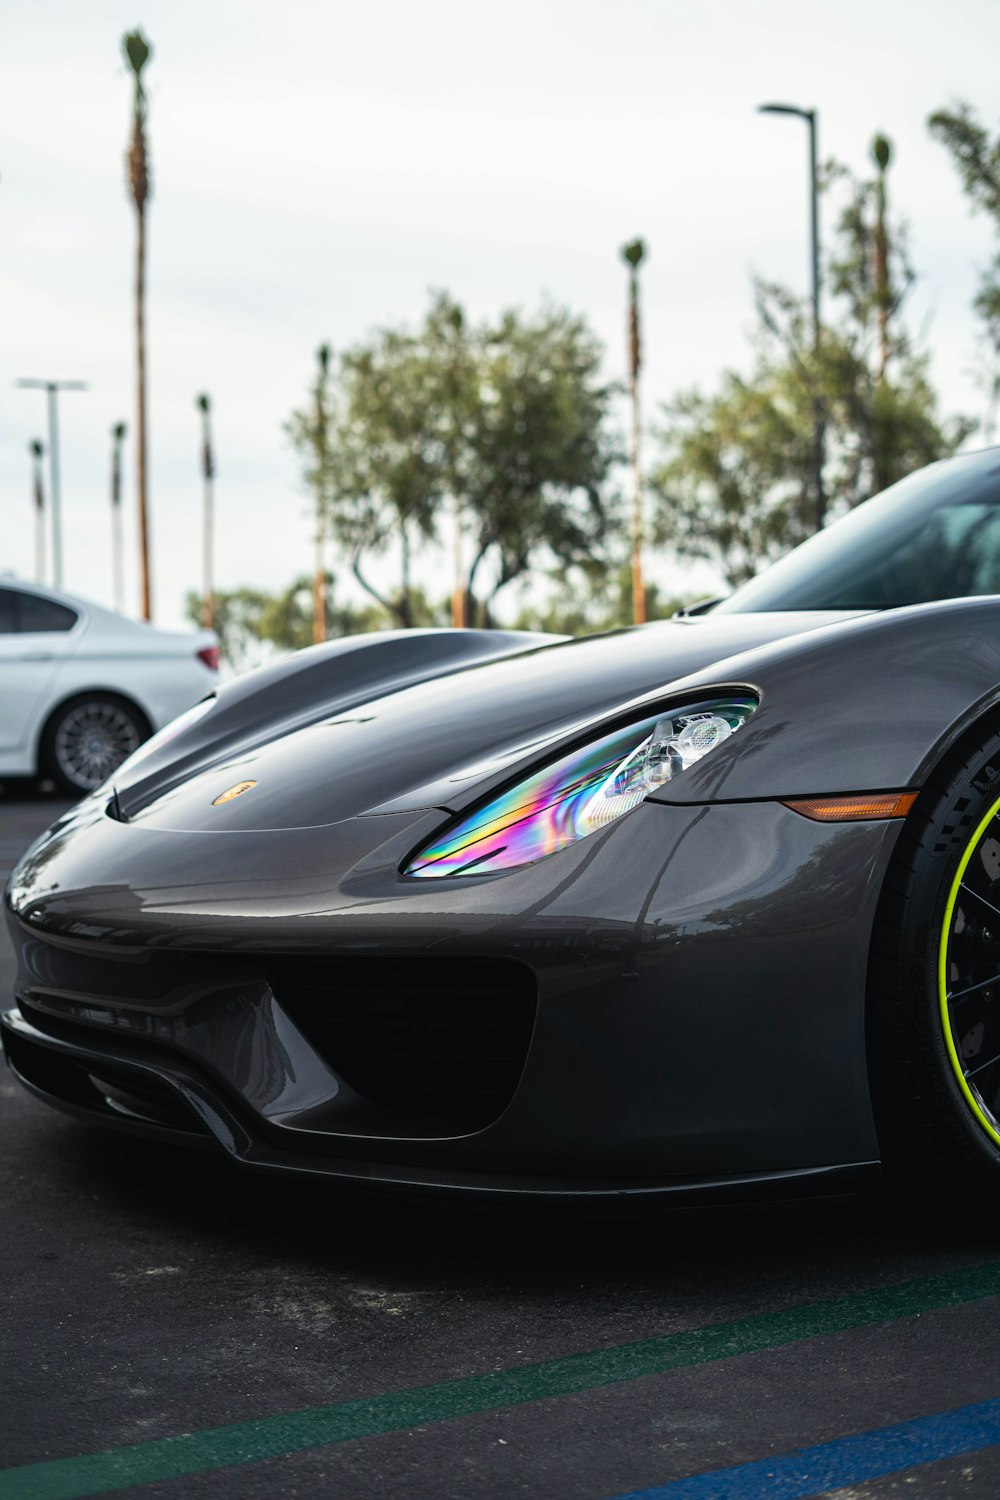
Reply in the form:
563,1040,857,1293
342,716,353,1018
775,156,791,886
49,697,144,792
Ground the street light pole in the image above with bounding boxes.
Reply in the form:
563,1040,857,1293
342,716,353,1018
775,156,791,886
758,103,825,531
16,379,88,589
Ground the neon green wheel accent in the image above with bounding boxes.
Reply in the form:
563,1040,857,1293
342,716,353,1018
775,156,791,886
938,791,1000,1149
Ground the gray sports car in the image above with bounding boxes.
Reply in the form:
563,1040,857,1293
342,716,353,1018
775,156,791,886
6,445,1000,1202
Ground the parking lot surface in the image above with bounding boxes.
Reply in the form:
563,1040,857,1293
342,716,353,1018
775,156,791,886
4,792,1000,1499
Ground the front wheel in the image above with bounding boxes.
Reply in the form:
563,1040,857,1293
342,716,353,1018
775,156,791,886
869,716,1000,1199
41,694,149,795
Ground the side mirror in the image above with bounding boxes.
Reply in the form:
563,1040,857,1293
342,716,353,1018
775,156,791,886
673,596,726,619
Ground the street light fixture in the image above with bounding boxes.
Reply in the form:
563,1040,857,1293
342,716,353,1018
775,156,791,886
15,378,88,589
757,102,825,530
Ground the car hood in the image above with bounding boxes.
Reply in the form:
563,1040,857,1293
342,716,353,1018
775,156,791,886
124,612,860,833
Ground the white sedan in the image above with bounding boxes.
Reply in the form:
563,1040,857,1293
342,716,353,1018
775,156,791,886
0,577,220,793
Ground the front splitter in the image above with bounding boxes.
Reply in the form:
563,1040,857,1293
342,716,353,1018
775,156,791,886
2,1008,878,1206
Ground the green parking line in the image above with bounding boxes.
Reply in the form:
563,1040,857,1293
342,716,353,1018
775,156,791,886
5,1259,1000,1500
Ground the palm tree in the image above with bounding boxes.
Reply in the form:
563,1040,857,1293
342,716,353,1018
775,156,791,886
196,395,215,629
29,439,46,584
313,344,332,644
110,422,127,611
122,30,153,620
621,239,647,624
872,135,893,380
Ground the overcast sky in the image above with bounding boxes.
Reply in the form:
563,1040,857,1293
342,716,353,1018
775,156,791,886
2,0,999,629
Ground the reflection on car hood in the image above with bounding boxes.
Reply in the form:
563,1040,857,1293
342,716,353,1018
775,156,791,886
127,612,861,832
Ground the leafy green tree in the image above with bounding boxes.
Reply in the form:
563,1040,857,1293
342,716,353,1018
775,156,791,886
650,142,974,589
457,301,620,624
818,142,972,496
289,322,446,628
928,103,1000,425
650,361,815,588
287,294,619,629
512,559,692,636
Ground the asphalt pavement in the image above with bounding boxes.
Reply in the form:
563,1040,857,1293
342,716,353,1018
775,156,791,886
4,791,1000,1499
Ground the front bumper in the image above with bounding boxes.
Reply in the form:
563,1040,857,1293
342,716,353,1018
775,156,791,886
4,794,898,1197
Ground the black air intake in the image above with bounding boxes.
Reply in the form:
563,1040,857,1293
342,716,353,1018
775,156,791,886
267,957,537,1129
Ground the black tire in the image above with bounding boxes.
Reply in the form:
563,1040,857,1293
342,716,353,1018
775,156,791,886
40,693,150,795
869,713,1000,1199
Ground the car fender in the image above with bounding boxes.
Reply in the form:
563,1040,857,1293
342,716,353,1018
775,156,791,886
644,597,1000,804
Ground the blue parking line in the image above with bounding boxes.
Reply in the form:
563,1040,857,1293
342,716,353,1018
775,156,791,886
609,1395,1000,1499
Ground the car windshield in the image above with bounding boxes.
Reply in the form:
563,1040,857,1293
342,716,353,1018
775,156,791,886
715,449,1000,613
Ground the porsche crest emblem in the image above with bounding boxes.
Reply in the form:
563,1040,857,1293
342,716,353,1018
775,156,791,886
212,780,257,806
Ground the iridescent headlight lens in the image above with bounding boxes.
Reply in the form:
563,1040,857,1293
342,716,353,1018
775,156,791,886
404,695,757,878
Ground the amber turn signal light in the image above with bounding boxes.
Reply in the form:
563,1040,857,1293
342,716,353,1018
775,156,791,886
781,791,918,822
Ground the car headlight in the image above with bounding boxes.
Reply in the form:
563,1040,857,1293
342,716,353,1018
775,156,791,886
404,694,757,878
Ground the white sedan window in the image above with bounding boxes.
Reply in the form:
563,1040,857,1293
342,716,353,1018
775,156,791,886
0,589,78,634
